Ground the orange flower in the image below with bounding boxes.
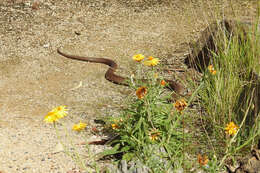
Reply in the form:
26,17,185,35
111,124,119,129
208,65,216,75
225,122,238,136
148,56,154,60
136,86,147,99
174,99,187,112
198,154,209,166
160,80,166,86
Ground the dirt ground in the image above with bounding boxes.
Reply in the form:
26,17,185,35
0,0,258,172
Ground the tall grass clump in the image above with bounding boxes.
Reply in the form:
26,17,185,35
198,19,259,167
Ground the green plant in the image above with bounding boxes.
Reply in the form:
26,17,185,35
197,18,260,169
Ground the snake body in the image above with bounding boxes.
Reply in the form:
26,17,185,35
57,48,184,94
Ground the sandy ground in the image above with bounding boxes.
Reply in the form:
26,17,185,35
0,0,257,172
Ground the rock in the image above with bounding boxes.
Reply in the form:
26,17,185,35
184,19,257,72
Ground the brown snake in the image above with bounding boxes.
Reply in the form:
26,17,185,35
57,48,185,94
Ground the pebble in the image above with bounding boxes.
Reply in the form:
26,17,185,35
43,43,50,48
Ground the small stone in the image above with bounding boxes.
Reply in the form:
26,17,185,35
43,43,49,48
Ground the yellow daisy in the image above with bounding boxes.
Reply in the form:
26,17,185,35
44,111,59,123
143,56,159,66
51,106,68,119
225,122,238,136
72,122,87,131
44,106,68,123
132,54,145,62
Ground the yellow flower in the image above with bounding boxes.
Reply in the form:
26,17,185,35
136,86,147,99
208,65,216,75
72,122,87,131
174,99,187,112
197,154,209,166
44,106,68,123
111,124,119,129
51,106,68,119
143,56,159,66
132,54,145,62
160,80,166,86
44,111,59,123
149,129,160,141
225,122,238,135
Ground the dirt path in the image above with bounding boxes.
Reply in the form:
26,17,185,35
0,0,257,172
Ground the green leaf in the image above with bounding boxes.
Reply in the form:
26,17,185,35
120,145,131,152
97,144,121,158
122,152,135,162
132,117,144,134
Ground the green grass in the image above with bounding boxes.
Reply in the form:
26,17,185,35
198,17,259,165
